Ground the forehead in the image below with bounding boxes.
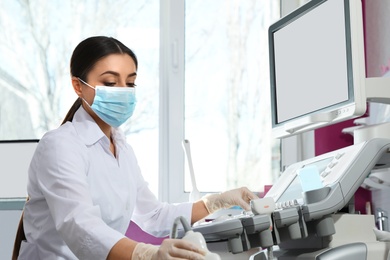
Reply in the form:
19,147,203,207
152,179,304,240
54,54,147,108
90,54,137,75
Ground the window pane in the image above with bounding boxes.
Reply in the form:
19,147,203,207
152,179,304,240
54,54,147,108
0,0,159,196
184,0,281,193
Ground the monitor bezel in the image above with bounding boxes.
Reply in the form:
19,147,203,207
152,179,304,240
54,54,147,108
269,0,366,139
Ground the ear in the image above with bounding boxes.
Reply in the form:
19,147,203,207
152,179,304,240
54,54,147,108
71,77,83,97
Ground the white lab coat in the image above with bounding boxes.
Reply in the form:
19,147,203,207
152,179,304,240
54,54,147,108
19,107,192,260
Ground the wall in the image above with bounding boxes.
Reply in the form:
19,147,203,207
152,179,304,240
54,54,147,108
363,0,390,78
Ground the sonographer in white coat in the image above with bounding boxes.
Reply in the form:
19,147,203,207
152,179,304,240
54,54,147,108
13,36,259,260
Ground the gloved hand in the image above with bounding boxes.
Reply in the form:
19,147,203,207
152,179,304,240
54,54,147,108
201,187,259,214
132,239,206,260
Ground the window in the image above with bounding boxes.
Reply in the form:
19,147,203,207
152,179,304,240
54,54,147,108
184,0,281,193
161,0,281,202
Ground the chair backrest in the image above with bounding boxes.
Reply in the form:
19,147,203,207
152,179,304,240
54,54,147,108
12,211,26,260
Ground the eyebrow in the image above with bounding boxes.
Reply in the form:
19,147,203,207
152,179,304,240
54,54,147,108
100,71,137,78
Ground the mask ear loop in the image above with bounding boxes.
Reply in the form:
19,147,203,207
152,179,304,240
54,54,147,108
77,77,96,90
77,77,96,107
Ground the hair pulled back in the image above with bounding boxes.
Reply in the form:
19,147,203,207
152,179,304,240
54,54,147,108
61,36,138,124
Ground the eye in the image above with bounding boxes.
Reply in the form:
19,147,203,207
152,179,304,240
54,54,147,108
127,83,137,88
104,82,116,87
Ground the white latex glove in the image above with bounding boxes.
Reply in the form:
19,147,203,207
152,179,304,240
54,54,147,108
201,187,259,214
132,239,206,260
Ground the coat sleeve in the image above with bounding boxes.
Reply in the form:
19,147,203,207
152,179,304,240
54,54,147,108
126,145,193,237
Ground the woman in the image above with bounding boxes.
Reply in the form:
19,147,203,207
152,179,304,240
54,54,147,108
14,36,259,260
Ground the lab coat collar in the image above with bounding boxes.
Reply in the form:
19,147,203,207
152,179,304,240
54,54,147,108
72,106,109,146
72,106,128,150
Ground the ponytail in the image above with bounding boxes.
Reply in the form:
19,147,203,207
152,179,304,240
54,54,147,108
61,98,82,125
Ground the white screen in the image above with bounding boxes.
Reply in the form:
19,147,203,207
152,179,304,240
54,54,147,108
274,0,349,123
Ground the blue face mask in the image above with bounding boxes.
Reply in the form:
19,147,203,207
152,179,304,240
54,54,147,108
78,78,137,128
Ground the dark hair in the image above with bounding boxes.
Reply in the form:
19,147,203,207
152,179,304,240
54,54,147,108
12,37,138,260
61,36,138,125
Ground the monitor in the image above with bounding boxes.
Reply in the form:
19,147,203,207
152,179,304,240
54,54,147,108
269,0,366,139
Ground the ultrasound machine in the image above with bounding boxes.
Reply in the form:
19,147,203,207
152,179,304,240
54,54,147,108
190,0,390,259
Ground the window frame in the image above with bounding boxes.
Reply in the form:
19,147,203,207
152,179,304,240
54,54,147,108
159,0,189,202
